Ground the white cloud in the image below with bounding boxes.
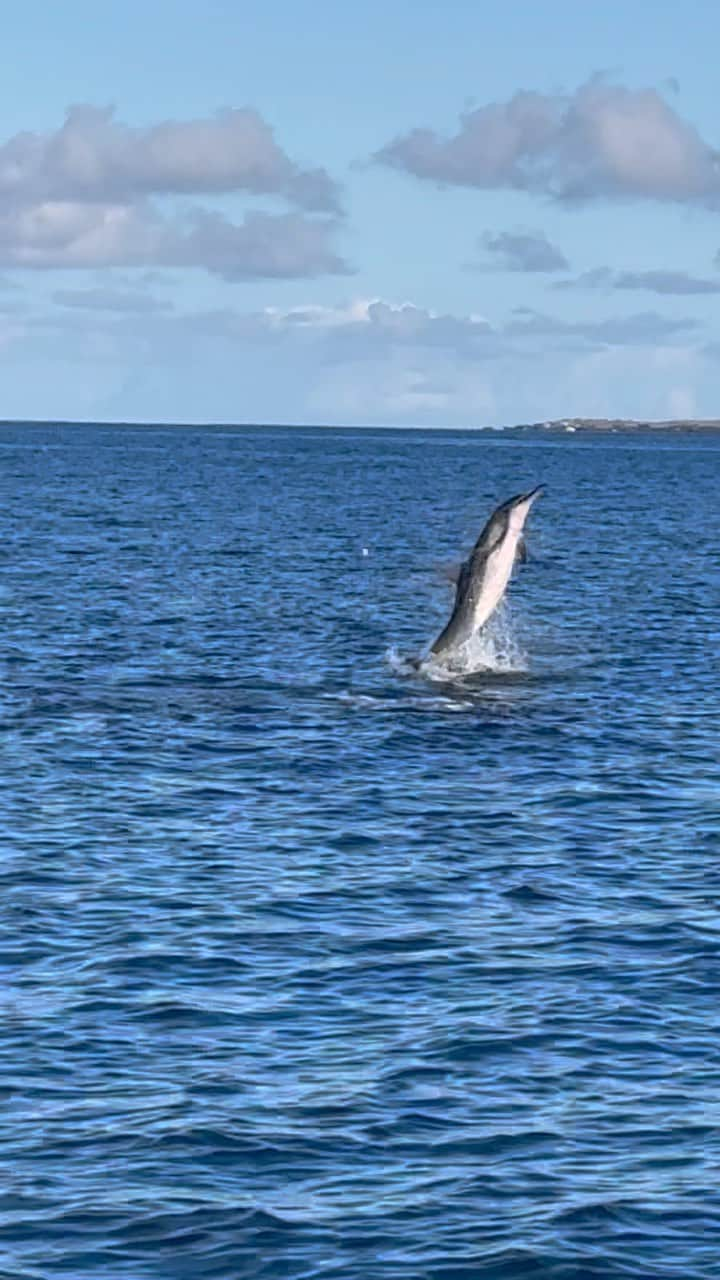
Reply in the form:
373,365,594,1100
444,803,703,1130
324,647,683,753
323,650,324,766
0,106,347,279
377,78,720,205
0,105,339,210
0,201,347,278
291,299,496,358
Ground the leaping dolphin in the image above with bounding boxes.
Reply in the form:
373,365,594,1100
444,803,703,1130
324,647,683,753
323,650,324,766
429,486,543,661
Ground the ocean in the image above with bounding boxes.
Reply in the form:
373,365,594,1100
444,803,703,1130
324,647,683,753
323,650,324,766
1,422,719,1279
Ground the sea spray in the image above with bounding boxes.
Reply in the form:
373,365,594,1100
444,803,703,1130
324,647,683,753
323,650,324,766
390,602,528,679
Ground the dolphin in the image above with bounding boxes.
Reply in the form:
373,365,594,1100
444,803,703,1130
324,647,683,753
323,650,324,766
429,486,543,660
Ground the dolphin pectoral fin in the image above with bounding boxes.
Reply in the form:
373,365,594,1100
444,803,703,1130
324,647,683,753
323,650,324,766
516,536,528,565
438,562,463,585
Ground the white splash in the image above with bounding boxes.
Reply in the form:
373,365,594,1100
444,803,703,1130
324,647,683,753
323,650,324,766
390,603,528,680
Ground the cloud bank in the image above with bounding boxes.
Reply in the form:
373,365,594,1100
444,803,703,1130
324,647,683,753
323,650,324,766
32,295,699,357
2,294,708,427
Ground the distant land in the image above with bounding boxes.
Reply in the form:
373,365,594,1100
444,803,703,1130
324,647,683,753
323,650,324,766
508,417,720,433
1,417,720,433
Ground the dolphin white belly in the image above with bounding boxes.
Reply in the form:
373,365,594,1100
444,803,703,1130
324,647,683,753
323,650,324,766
473,533,519,630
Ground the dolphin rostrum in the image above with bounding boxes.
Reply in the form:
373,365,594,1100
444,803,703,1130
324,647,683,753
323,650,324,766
430,486,543,660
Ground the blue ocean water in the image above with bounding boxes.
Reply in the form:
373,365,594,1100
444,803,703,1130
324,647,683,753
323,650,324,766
1,422,719,1279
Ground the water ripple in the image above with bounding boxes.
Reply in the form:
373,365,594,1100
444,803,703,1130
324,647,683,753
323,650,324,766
1,424,719,1277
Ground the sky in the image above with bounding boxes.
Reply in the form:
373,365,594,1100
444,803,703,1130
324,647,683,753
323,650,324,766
2,0,720,426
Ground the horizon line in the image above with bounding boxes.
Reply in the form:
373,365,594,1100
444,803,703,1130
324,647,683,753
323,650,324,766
1,416,720,432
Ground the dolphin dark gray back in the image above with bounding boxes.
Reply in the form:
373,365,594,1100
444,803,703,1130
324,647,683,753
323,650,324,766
470,504,511,560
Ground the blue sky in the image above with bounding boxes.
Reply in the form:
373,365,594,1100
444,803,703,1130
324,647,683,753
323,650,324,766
2,0,720,425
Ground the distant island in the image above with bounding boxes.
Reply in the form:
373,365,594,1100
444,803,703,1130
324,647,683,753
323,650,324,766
507,417,720,433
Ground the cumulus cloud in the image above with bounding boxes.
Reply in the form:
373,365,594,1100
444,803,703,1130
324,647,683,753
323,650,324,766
0,105,340,211
555,266,720,294
376,78,720,205
0,201,348,278
265,299,499,363
342,299,492,347
127,297,493,357
0,105,347,279
479,229,569,272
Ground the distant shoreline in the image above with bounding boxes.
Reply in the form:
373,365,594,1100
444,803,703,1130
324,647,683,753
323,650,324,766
511,417,720,433
1,417,720,433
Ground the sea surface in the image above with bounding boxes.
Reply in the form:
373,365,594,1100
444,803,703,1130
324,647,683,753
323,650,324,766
1,422,719,1279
